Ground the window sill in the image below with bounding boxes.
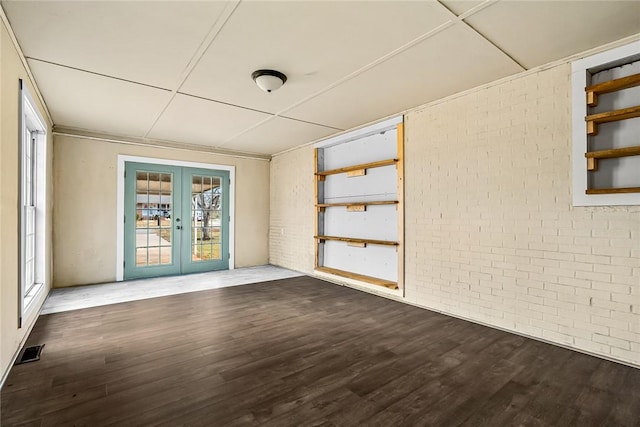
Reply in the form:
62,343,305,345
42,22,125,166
23,282,44,320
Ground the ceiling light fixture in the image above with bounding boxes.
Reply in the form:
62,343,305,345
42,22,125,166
251,69,287,93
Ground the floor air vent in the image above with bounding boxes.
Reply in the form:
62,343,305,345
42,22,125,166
15,344,45,365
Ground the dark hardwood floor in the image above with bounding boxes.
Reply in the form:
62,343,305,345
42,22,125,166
2,276,639,426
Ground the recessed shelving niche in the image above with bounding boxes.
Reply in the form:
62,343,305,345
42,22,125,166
572,41,640,206
584,71,640,195
314,117,404,291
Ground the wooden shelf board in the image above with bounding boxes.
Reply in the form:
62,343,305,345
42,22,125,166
585,146,640,159
314,235,399,246
586,187,640,195
316,158,398,177
585,106,640,135
315,266,398,290
586,73,640,106
317,201,399,208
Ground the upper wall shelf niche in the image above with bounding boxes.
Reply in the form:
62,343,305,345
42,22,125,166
571,42,640,206
583,71,640,195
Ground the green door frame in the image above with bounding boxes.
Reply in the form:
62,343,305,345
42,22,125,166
124,162,182,280
124,162,230,280
181,167,230,274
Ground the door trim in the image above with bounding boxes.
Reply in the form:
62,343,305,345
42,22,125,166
116,155,235,281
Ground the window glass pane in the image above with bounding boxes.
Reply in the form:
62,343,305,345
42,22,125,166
192,244,202,262
190,174,222,263
135,171,173,267
211,244,221,261
20,86,47,310
136,248,148,266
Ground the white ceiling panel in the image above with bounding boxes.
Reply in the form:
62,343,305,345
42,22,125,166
4,1,640,156
28,60,172,137
181,1,452,114
3,0,228,88
466,1,640,69
222,116,339,155
439,0,486,16
284,23,523,130
147,94,273,149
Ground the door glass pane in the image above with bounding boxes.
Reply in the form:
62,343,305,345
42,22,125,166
191,174,222,262
136,171,173,266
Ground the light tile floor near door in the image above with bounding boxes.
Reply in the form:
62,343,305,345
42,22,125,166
41,265,304,314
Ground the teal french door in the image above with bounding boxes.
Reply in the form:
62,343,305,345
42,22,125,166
124,162,230,280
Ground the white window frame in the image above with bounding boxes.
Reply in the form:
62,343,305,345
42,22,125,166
19,80,47,326
571,41,640,206
115,155,236,281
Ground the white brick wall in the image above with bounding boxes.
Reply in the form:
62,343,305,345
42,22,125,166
270,63,640,367
405,63,640,366
269,146,315,274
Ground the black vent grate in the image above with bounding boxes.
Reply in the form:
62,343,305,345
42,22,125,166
15,344,45,365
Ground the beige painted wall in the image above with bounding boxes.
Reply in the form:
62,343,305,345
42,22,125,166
270,63,640,366
53,135,270,287
1,21,54,380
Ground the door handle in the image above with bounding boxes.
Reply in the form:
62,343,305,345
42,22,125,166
176,225,182,230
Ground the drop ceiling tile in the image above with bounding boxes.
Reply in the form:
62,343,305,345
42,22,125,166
181,1,453,114
147,94,273,148
28,60,172,137
438,0,485,16
285,23,523,130
222,117,339,155
3,1,228,88
466,1,640,69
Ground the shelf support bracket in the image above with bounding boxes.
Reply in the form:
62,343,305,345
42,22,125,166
346,205,366,212
346,169,366,177
348,242,366,248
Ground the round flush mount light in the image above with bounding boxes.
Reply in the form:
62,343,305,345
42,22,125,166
251,69,287,93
